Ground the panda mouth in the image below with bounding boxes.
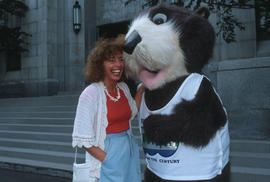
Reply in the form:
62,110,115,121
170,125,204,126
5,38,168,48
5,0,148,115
139,67,168,89
147,69,158,74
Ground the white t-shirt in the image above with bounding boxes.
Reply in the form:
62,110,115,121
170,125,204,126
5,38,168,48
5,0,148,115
139,73,230,181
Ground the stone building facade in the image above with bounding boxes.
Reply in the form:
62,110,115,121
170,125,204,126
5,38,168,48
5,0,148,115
0,0,269,140
0,0,96,97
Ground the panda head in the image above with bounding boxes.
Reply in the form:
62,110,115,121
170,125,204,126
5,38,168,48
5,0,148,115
123,3,215,90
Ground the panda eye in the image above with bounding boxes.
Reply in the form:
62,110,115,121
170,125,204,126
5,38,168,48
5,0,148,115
152,13,167,25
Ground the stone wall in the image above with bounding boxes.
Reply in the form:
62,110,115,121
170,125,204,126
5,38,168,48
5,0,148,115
96,0,144,26
0,0,58,97
204,6,270,140
0,0,96,97
56,0,87,92
214,57,270,140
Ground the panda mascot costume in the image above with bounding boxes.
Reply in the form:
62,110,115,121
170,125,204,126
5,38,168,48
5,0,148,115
123,3,230,182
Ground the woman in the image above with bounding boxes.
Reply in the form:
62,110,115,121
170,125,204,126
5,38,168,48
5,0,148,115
72,35,143,182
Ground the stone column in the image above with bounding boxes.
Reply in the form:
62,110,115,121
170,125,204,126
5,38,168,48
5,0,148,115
57,0,96,92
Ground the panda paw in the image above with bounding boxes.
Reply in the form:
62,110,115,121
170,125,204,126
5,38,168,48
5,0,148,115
143,114,173,145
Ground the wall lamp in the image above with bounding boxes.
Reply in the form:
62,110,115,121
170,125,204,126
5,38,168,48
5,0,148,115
73,1,81,34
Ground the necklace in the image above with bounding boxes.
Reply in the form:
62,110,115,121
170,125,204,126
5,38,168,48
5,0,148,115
104,85,120,102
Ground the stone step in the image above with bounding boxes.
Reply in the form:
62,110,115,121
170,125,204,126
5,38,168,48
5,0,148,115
0,146,84,165
0,89,269,182
0,106,76,112
230,151,270,169
0,156,72,172
0,138,81,154
57,91,81,96
231,139,270,153
0,130,71,142
230,140,270,182
0,94,142,179
0,100,77,107
0,123,73,133
0,167,72,182
0,95,79,106
0,112,75,118
0,118,73,124
231,166,270,182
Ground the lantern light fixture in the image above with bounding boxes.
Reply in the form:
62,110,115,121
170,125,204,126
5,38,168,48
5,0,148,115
73,1,81,34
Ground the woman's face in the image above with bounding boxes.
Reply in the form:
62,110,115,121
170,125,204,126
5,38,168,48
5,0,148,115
103,52,124,84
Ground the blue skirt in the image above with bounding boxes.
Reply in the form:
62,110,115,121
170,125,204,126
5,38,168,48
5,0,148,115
99,130,141,182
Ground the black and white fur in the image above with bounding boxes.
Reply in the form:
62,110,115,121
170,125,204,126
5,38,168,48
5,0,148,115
124,3,230,182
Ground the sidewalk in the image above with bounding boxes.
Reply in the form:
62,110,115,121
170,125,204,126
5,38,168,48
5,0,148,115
0,168,71,182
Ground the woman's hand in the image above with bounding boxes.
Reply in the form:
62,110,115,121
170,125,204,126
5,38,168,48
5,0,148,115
83,146,106,162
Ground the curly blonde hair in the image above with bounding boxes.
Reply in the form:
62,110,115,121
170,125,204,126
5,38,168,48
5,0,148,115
85,34,125,83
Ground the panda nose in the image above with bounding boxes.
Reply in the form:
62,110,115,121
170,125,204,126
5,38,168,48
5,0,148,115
124,30,142,55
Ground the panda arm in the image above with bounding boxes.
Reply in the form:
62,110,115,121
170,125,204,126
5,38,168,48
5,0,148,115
143,77,227,148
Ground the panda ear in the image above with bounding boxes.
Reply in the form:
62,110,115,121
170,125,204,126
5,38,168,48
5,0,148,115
195,7,210,19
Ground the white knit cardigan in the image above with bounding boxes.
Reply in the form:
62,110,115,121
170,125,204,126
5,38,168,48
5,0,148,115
72,81,138,178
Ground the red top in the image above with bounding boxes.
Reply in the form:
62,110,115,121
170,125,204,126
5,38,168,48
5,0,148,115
105,88,131,134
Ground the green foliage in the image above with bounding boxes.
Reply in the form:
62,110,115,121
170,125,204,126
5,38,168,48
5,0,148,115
0,26,29,52
0,0,28,17
0,0,30,53
255,0,270,41
125,0,255,43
